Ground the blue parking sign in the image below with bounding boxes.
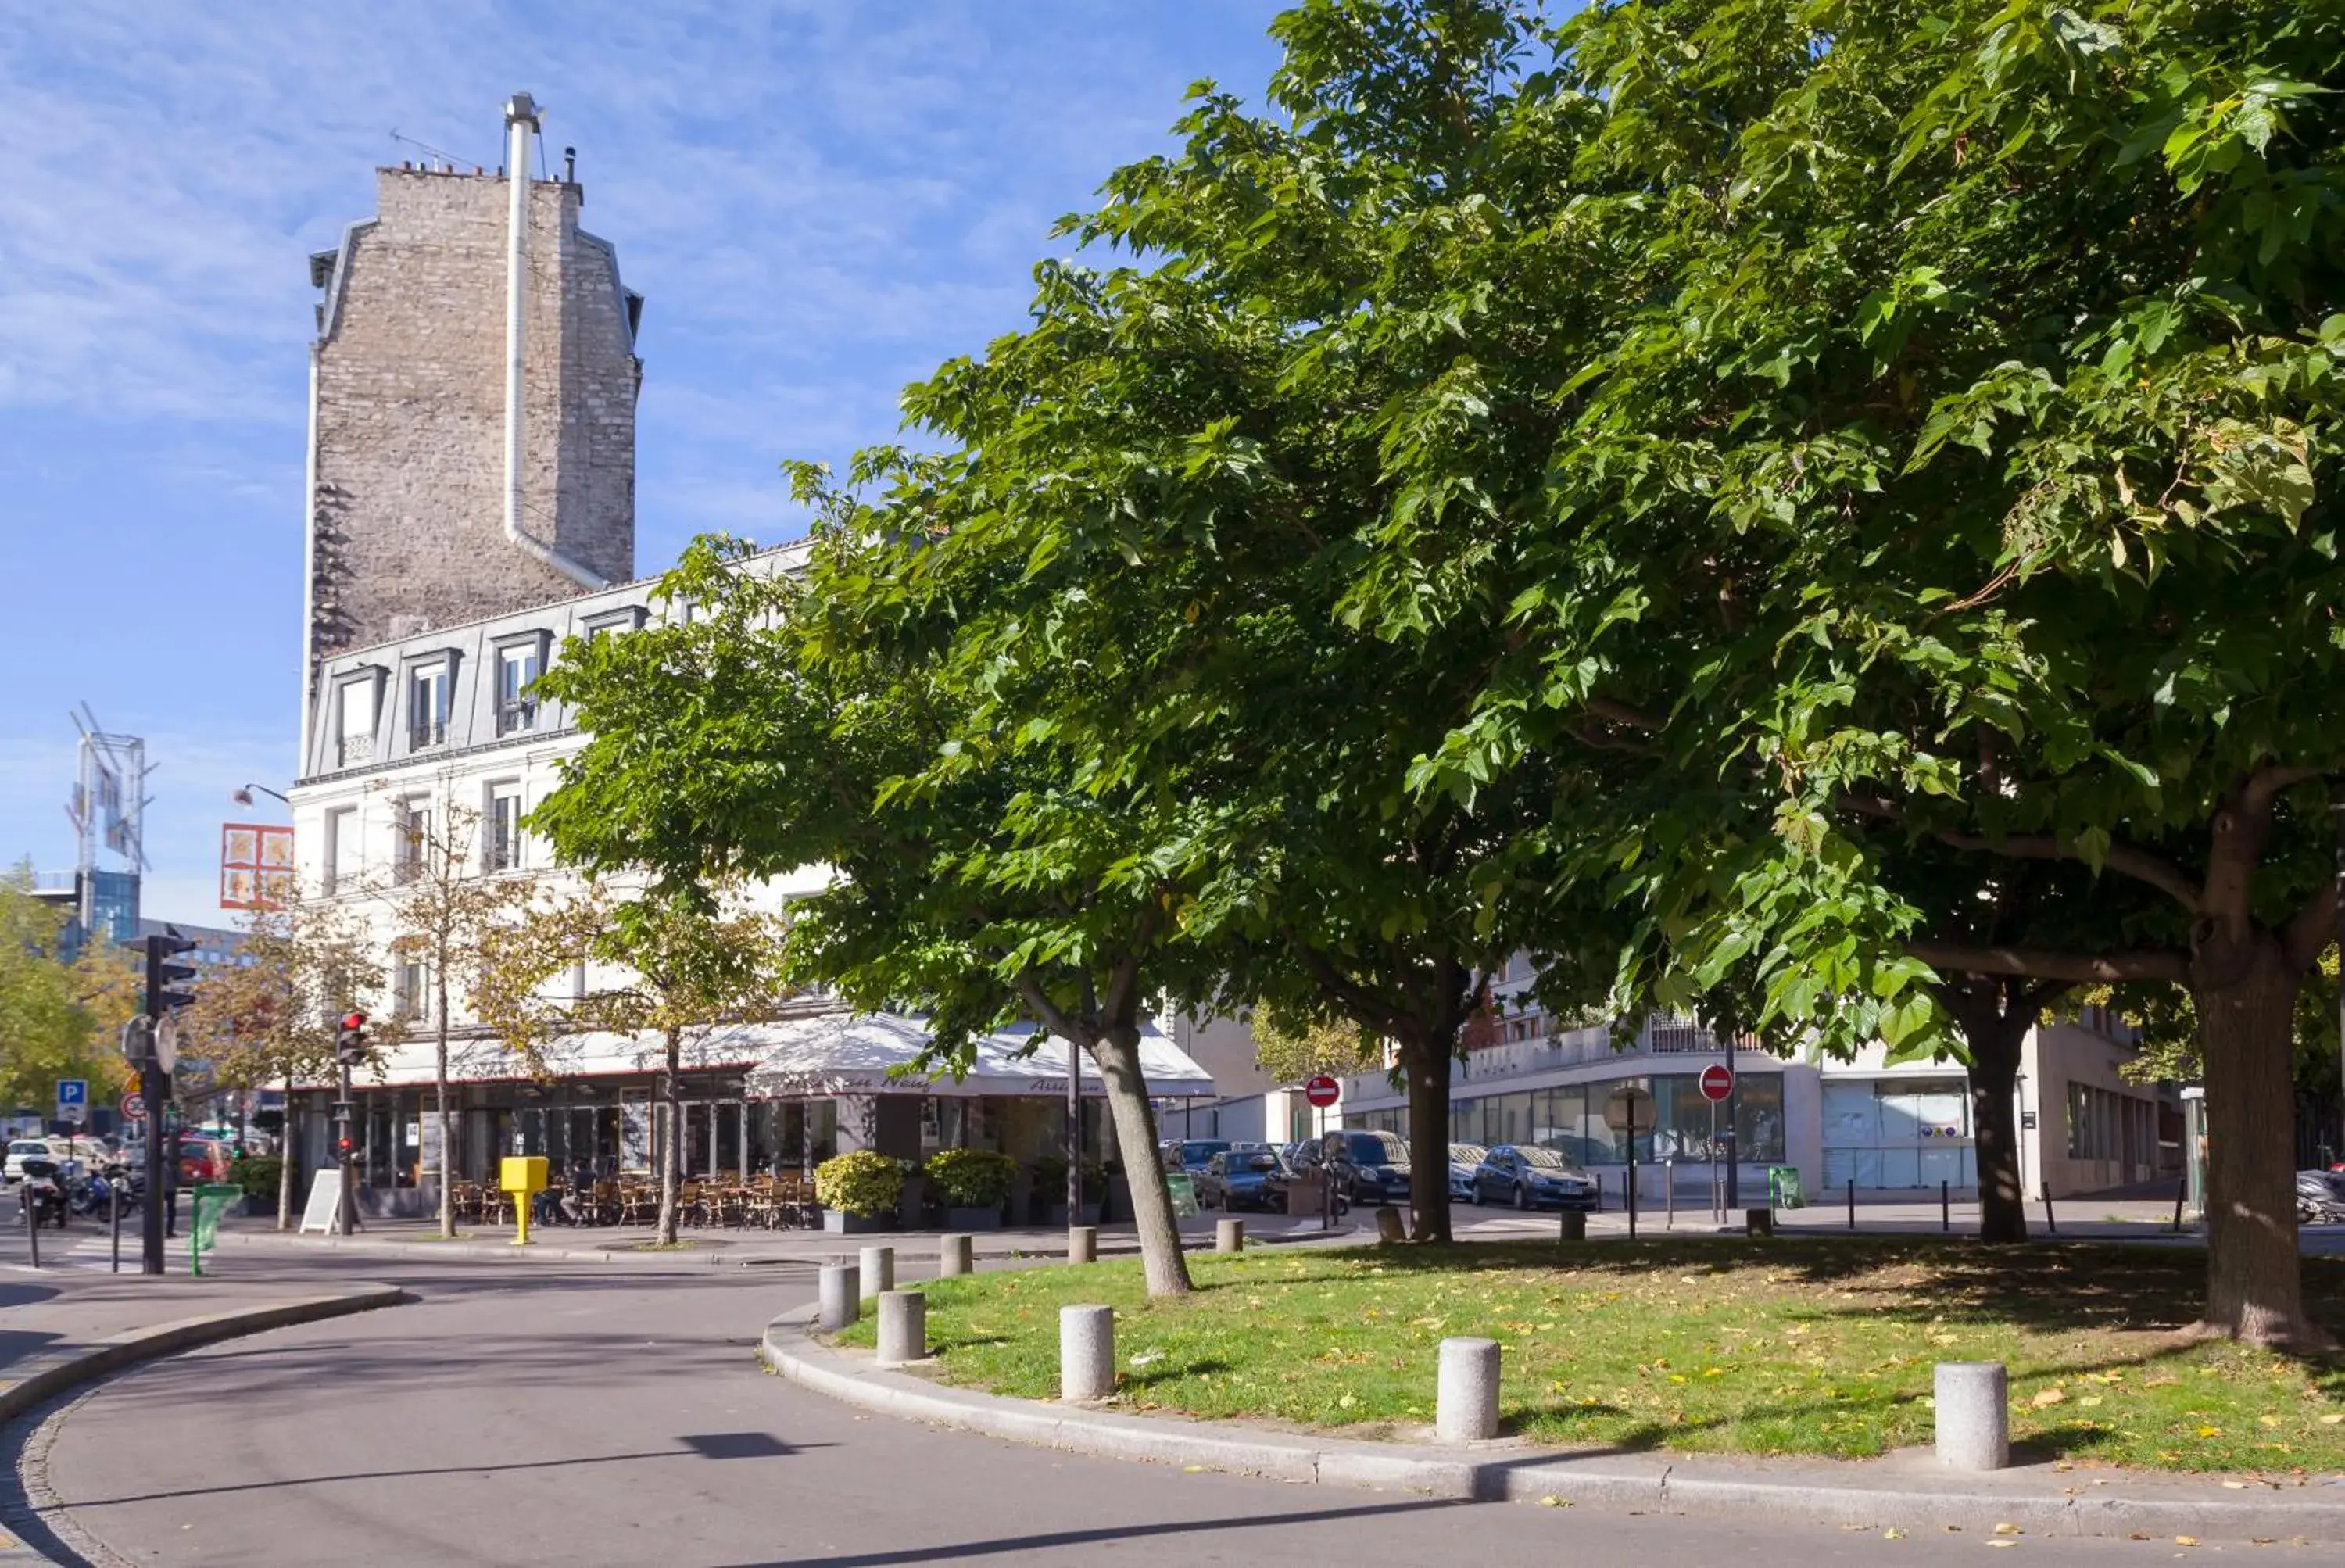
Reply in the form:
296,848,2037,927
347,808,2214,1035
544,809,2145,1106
56,1079,88,1108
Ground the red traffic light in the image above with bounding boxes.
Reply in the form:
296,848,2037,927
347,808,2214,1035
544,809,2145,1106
337,1137,353,1153
342,1011,367,1031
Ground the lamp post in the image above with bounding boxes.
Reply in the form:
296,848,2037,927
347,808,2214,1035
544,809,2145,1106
232,783,291,807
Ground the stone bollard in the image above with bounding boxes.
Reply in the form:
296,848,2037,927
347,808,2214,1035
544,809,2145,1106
1745,1207,1774,1238
1061,1304,1115,1401
937,1233,973,1277
1374,1205,1405,1244
1934,1361,2010,1471
1068,1225,1097,1264
1556,1209,1588,1243
875,1290,928,1366
1215,1218,1245,1254
817,1263,861,1331
1436,1336,1501,1442
858,1244,895,1297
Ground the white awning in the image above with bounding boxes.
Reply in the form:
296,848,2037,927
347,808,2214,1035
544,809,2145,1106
746,1012,1216,1100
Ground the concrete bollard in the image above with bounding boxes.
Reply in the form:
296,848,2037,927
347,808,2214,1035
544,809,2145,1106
1557,1208,1588,1243
1436,1336,1502,1442
818,1263,861,1331
875,1290,928,1366
1215,1217,1245,1254
1061,1304,1115,1401
1934,1361,2010,1471
937,1233,973,1277
1745,1207,1774,1238
1068,1225,1097,1264
1374,1205,1405,1244
858,1244,895,1297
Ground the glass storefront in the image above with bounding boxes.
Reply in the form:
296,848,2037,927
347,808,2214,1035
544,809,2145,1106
1821,1076,1973,1189
1370,1072,1786,1166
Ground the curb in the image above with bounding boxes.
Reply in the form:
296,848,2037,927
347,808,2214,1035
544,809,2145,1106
0,1285,409,1563
758,1307,2345,1545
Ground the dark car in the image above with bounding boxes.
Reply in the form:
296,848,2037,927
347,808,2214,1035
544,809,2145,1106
1161,1140,1232,1175
1448,1144,1488,1203
1473,1144,1599,1211
1321,1129,1412,1205
1197,1148,1297,1213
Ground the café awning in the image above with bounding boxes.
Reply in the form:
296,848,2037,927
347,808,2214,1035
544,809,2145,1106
745,1011,1216,1100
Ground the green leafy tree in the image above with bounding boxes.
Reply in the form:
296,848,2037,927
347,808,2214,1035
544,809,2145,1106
0,872,122,1114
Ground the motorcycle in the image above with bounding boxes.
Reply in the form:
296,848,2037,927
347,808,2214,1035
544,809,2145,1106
2296,1170,2345,1225
16,1157,69,1230
70,1162,127,1218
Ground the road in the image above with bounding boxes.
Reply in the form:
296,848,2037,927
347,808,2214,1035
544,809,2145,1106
1,1237,2332,1566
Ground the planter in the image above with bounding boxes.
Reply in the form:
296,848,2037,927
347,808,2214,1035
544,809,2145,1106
241,1193,274,1218
821,1208,894,1234
1046,1202,1103,1226
943,1205,1003,1231
896,1173,929,1229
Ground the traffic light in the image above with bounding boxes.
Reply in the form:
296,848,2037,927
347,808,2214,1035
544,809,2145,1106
141,929,199,1018
335,1011,368,1065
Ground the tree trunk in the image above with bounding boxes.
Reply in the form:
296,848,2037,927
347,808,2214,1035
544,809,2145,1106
1401,1036,1454,1244
276,1075,296,1230
2192,935,2325,1348
657,1029,682,1246
1958,1005,2031,1246
435,952,453,1240
1090,1028,1191,1297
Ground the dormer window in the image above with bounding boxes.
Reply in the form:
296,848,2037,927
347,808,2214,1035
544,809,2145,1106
409,662,451,750
496,643,539,735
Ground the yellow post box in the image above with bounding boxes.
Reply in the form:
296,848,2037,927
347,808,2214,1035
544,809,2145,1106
501,1155,550,1246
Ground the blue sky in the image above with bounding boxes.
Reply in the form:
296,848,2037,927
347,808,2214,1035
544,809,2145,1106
0,2,1283,923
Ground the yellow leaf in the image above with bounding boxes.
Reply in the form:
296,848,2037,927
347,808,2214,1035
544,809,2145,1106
1993,1523,2020,1535
2321,1413,2344,1426
2030,1387,2066,1408
2078,1394,2104,1409
2175,1536,2199,1547
2196,1426,2221,1438
1538,1495,1571,1508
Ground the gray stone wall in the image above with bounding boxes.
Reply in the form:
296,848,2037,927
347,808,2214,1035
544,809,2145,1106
310,166,639,662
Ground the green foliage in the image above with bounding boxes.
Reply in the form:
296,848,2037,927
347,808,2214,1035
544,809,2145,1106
815,1150,908,1219
924,1147,1019,1208
0,870,121,1112
227,1154,283,1195
1248,1006,1372,1087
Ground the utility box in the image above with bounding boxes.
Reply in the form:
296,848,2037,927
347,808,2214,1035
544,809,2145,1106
500,1155,549,1197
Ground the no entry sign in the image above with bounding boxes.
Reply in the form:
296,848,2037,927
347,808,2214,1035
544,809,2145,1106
1303,1074,1341,1108
1699,1063,1735,1102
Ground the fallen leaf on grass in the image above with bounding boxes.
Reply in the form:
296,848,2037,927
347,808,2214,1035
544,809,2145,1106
2320,1413,2344,1427
2196,1426,2221,1438
2030,1387,2066,1409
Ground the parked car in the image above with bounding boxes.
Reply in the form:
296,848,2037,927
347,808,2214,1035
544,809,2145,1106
175,1137,231,1187
1319,1129,1412,1205
1159,1140,1232,1175
5,1139,61,1185
1196,1148,1299,1213
1448,1144,1488,1203
1473,1144,1599,1211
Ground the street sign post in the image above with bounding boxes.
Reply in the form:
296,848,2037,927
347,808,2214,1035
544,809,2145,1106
1303,1075,1341,1108
1699,1064,1734,1223
1604,1085,1653,1238
1699,1064,1734,1101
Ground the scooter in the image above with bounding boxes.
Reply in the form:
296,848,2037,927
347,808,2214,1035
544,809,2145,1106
16,1157,69,1230
2296,1170,2345,1225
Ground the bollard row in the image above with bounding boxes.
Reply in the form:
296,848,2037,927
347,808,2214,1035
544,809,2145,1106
875,1290,928,1366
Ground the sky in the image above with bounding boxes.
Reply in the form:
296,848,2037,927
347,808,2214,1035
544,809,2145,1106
0,1,1283,925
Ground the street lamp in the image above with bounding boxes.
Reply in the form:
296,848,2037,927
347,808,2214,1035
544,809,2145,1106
232,782,290,807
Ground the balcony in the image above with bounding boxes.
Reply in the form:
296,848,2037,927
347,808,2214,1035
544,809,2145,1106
408,720,447,752
495,701,536,737
335,734,375,768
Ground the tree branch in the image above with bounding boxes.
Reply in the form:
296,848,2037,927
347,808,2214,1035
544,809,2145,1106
1289,939,1409,1041
1906,938,2189,985
1835,793,2201,911
1587,697,1663,732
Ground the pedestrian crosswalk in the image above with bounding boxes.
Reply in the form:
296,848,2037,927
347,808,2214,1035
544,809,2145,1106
0,1227,194,1275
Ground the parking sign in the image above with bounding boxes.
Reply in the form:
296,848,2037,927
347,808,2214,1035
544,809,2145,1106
57,1078,87,1109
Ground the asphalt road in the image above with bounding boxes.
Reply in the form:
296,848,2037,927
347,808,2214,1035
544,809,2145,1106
3,1244,2331,1566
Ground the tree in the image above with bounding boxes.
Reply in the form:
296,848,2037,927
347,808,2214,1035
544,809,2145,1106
180,902,383,1227
365,795,536,1239
532,532,1208,1295
473,879,795,1245
1248,1005,1371,1087
1323,0,2345,1344
0,872,124,1114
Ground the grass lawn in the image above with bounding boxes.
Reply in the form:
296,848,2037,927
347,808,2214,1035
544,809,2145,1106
836,1238,2345,1475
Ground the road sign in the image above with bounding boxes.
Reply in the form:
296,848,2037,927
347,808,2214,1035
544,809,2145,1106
57,1079,88,1107
59,1103,87,1126
120,1093,147,1122
1303,1074,1341,1108
1699,1063,1734,1102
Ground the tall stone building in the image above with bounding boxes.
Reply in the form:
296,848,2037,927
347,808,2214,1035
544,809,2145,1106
303,93,641,738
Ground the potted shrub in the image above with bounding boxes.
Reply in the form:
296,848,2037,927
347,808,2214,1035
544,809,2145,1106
924,1148,1017,1230
1033,1154,1105,1226
227,1155,283,1218
815,1151,904,1233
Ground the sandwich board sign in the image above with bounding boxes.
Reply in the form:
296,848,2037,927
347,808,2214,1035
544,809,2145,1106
297,1169,360,1235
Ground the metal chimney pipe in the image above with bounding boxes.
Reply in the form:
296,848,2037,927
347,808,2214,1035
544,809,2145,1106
501,92,604,589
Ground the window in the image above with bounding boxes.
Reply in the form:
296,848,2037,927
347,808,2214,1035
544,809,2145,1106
392,958,429,1020
396,802,431,884
582,606,646,640
335,678,375,768
487,786,524,872
323,807,358,895
496,644,539,735
408,664,450,750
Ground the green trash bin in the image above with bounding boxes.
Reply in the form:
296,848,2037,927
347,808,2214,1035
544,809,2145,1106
1767,1166,1805,1210
192,1183,244,1276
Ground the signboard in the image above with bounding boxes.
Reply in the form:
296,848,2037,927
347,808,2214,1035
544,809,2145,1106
1303,1074,1341,1108
57,1078,88,1112
298,1169,358,1234
1602,1083,1653,1134
120,1093,147,1122
1699,1063,1734,1102
220,822,296,911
